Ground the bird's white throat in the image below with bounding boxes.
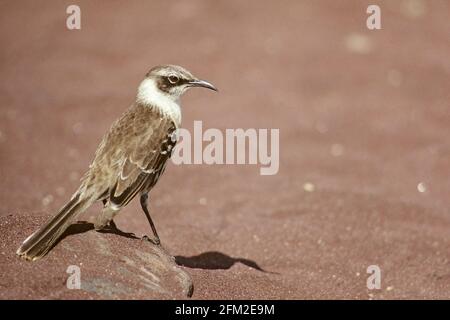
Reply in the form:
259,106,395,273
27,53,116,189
137,78,182,126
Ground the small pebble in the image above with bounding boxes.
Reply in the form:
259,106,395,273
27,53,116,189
72,122,84,135
303,182,315,192
417,182,427,193
42,194,54,206
403,0,426,18
331,144,344,157
345,33,373,54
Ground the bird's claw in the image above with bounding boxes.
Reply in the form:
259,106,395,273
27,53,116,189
142,235,161,246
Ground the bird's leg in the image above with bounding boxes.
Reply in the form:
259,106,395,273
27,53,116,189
140,193,160,245
100,199,116,228
95,201,119,231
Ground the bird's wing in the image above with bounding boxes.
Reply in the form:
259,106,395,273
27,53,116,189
108,113,178,208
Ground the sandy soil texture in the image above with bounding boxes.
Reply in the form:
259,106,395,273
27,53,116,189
0,1,449,299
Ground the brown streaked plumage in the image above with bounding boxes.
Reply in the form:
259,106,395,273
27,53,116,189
17,65,217,261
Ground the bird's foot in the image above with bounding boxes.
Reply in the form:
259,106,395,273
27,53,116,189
95,219,116,232
142,235,161,246
94,223,108,231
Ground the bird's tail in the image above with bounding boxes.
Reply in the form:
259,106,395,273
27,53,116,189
16,192,94,261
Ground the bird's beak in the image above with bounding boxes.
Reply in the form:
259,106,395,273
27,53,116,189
188,79,218,92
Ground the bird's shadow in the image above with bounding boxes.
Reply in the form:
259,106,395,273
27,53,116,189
54,224,276,274
175,251,277,274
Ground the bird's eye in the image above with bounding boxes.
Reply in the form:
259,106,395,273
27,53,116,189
168,75,179,84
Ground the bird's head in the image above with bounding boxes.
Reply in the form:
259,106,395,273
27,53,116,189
137,65,217,105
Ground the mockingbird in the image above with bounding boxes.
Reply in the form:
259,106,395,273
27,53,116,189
17,65,217,261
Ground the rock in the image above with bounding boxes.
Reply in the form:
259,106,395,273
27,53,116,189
0,214,193,299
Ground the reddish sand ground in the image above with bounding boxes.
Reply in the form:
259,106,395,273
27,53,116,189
0,1,449,299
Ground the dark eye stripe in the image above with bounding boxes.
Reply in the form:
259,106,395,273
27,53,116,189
165,76,188,86
157,76,189,93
